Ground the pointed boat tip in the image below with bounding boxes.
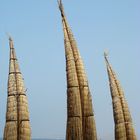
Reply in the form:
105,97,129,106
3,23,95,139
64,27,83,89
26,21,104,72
59,0,62,6
9,36,13,42
104,52,108,58
6,32,13,42
6,33,14,49
104,50,110,66
104,50,109,58
57,0,64,12
57,0,61,9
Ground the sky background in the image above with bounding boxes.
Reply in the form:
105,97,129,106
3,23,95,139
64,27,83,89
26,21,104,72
0,0,140,139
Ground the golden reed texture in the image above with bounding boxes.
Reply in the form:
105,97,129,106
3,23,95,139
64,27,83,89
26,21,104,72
58,1,97,140
104,53,136,140
3,37,31,140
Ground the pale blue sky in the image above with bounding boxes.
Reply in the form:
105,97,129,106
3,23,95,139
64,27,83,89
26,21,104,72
0,0,140,139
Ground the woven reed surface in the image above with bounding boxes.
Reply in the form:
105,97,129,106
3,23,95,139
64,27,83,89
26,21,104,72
60,2,97,138
4,40,31,140
63,16,97,140
63,20,83,140
106,56,137,140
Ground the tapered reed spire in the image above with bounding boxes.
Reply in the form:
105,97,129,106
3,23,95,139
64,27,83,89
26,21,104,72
58,1,97,139
4,37,31,140
104,53,136,140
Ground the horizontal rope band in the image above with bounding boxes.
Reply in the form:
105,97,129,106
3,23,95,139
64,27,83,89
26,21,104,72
10,58,17,60
68,85,79,88
68,115,81,118
83,114,94,117
6,119,17,122
8,93,26,97
9,72,21,75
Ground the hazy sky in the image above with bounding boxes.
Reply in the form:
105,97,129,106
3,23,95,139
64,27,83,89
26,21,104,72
0,0,140,139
